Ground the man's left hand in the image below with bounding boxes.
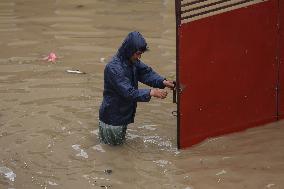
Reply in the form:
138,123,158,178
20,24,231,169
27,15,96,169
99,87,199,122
163,80,175,90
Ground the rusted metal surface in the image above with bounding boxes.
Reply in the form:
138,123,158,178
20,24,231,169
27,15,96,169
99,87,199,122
176,0,280,148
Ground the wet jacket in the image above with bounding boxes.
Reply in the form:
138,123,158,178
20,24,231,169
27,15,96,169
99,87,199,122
99,31,165,126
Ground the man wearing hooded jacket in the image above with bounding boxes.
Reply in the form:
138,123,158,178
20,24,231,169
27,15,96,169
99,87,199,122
99,31,174,145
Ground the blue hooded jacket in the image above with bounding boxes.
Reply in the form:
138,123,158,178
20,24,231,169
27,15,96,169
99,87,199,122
99,31,166,126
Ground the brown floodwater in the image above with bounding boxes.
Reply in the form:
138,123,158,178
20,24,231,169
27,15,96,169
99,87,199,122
0,0,283,189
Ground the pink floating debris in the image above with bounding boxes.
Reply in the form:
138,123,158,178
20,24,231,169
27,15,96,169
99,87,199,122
43,52,57,63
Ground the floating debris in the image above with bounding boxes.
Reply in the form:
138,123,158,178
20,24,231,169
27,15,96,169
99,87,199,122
72,144,88,158
0,166,16,182
138,124,157,131
184,175,191,179
93,144,106,153
66,69,86,74
104,169,112,175
185,187,193,189
43,52,57,63
100,185,111,188
100,57,106,63
266,184,275,188
216,169,226,176
48,181,58,186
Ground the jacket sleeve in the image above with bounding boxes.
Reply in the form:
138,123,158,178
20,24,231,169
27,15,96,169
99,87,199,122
106,65,151,102
136,61,166,89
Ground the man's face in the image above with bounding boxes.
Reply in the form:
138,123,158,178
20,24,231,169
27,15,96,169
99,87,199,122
130,51,143,63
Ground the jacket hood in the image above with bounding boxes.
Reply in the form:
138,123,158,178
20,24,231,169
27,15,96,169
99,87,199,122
117,31,148,60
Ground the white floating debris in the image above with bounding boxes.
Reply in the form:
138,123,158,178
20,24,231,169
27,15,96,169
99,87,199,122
100,57,106,63
216,170,226,176
138,124,157,131
82,174,89,179
184,175,190,179
92,144,106,153
72,144,88,158
266,184,275,188
0,166,16,181
174,150,181,155
185,187,193,189
66,69,86,74
48,181,58,186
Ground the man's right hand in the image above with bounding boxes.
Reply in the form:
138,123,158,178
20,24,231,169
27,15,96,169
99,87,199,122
150,89,168,99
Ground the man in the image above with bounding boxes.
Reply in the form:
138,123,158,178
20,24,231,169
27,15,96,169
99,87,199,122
99,31,174,145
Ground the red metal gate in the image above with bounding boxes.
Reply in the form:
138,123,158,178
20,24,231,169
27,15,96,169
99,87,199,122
175,0,282,149
280,0,284,119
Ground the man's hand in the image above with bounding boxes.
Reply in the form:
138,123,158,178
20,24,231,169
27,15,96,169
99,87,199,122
150,89,168,99
163,80,175,90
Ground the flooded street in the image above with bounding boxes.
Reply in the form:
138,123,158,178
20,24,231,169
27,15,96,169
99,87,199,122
0,0,284,188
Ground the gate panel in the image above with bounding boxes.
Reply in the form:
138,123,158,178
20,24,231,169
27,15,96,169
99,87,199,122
177,0,278,148
279,0,284,119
